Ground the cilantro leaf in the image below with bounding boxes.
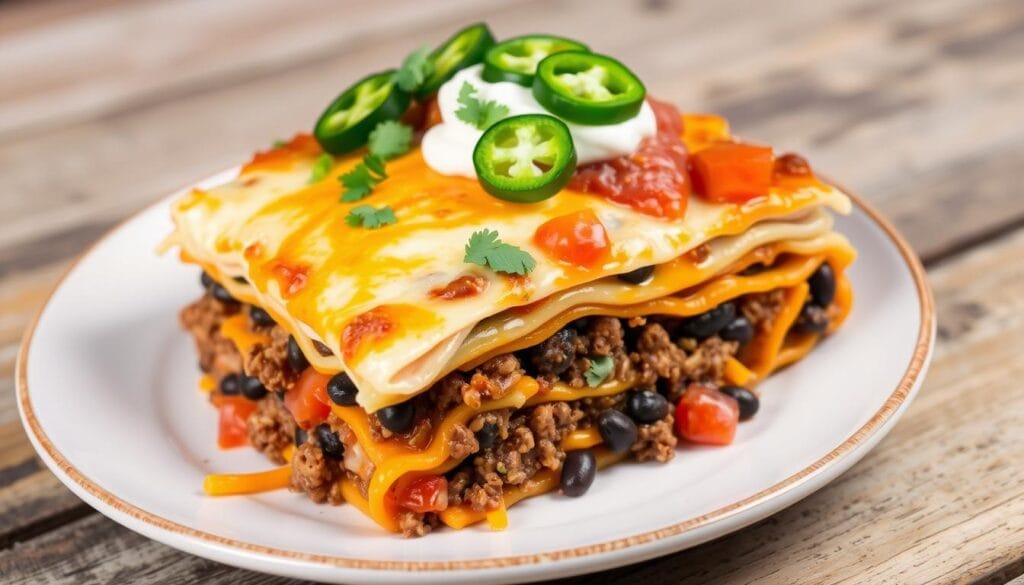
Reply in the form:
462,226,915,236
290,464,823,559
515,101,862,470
346,204,397,229
584,355,615,387
339,155,388,202
395,46,434,93
308,153,334,184
368,121,412,160
463,229,536,275
455,82,510,130
271,139,287,149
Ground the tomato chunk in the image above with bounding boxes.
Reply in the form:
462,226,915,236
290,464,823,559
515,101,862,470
690,143,774,203
674,384,740,445
285,368,332,429
533,209,610,268
215,396,258,449
397,475,449,513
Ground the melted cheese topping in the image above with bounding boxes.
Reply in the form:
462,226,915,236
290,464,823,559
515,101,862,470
170,115,851,411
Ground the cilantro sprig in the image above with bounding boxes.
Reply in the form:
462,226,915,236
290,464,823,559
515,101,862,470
367,120,413,161
463,229,536,275
455,82,509,130
346,204,397,229
338,120,413,202
395,46,434,93
584,355,615,387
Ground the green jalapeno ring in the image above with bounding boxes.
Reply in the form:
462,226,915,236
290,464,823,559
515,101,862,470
473,114,578,203
417,23,496,99
532,52,646,126
482,35,590,87
313,70,411,155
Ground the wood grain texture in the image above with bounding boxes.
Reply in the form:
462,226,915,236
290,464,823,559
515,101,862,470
1,0,1023,582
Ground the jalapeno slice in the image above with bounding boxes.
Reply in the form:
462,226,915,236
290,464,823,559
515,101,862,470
482,35,590,87
473,114,577,203
418,23,496,99
533,52,646,125
314,70,411,154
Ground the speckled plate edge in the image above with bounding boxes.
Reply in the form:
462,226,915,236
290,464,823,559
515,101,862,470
16,170,935,584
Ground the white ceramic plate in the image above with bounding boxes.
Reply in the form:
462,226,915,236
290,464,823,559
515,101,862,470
17,169,934,584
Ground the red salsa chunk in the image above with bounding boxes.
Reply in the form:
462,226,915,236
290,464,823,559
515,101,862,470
429,274,489,300
569,97,691,220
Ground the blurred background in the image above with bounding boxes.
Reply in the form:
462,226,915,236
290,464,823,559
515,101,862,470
2,0,1023,583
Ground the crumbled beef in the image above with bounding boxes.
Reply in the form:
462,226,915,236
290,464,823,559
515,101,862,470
449,424,479,461
632,322,687,387
398,511,439,537
289,441,343,505
247,395,297,464
632,415,678,462
246,325,296,392
180,296,242,377
740,289,786,333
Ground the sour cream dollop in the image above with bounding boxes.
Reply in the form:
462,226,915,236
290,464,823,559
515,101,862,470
421,65,657,178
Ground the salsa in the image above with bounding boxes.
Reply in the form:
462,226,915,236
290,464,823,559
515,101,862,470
568,97,690,220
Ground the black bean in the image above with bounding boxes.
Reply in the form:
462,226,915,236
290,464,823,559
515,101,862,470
808,263,836,307
597,410,638,453
475,422,499,450
720,385,759,420
617,265,655,285
791,303,829,334
719,316,754,345
561,450,597,497
377,401,415,433
249,305,275,328
218,373,241,396
326,372,358,406
287,336,309,372
240,375,268,400
315,423,344,459
679,302,736,339
294,427,308,446
233,276,249,284
200,271,215,290
626,390,670,424
210,282,237,304
532,328,578,376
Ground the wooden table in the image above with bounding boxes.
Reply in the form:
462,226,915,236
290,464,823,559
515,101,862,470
2,0,1022,582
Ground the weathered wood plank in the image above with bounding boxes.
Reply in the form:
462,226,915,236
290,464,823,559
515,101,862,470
0,0,519,138
0,513,305,585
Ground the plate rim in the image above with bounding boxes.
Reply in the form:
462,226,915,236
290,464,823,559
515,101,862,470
15,171,935,573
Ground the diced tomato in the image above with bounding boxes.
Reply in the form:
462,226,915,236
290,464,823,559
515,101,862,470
215,396,258,449
690,142,774,203
284,368,332,429
674,385,740,445
396,475,449,513
533,209,610,268
569,98,690,219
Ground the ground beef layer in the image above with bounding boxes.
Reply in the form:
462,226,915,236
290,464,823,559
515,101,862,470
182,282,787,536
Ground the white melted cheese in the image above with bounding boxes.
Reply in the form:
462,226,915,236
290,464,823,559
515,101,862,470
421,65,657,177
